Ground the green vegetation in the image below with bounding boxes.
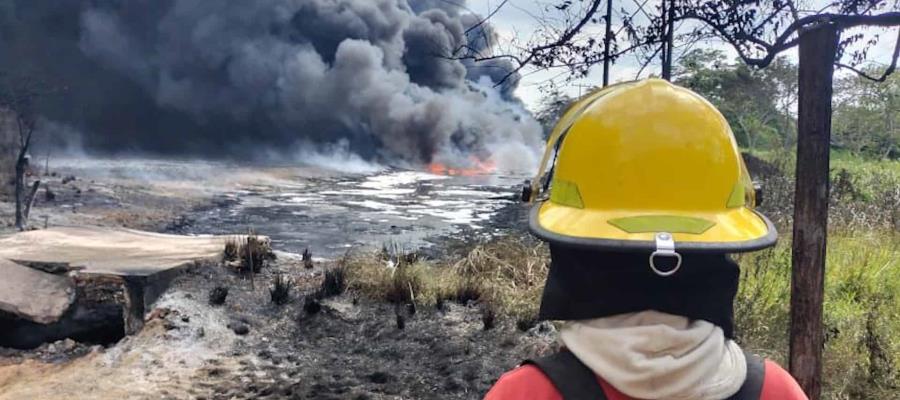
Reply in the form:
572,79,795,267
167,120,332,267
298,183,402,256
736,152,900,397
735,232,899,398
676,49,899,159
833,73,900,159
747,149,900,232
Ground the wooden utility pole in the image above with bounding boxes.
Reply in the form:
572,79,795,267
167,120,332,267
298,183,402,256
660,0,668,78
602,0,613,86
789,22,838,400
662,0,675,80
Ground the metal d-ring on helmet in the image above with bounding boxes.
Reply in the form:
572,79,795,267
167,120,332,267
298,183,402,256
523,79,777,276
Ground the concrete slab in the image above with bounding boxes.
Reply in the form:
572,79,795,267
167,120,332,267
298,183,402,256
0,259,75,324
0,227,262,343
0,226,237,277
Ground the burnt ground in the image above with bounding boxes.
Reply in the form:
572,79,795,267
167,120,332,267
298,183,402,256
0,171,207,234
0,251,556,400
165,256,555,400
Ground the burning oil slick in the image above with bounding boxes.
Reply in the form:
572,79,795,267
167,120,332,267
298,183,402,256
0,0,543,171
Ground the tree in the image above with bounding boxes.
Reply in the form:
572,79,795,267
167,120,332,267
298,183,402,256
833,71,900,158
0,74,46,230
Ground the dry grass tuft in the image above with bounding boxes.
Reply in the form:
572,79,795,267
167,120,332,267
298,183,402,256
223,233,274,272
342,236,549,327
448,238,549,325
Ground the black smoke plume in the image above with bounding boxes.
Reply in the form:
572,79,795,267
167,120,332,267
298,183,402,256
0,0,541,170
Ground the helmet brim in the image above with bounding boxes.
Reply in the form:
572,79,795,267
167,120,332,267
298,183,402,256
529,201,777,253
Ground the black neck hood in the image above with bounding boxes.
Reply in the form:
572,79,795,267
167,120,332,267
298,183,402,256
538,244,740,338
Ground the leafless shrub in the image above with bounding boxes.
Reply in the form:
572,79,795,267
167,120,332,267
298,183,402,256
481,302,497,331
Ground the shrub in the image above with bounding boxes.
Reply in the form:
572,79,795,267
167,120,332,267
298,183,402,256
302,296,321,315
751,150,900,232
481,303,496,331
302,248,313,269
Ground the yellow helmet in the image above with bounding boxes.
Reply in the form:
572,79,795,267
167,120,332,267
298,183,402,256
526,79,776,256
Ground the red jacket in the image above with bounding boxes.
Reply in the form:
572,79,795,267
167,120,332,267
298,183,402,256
485,359,808,400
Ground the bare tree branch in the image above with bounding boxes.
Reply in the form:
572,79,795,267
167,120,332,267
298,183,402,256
835,28,900,82
465,0,510,35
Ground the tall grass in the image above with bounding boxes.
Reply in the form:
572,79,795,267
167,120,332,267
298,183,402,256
735,232,900,399
748,149,900,230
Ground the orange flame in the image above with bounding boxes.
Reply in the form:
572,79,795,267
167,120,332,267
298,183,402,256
427,156,496,176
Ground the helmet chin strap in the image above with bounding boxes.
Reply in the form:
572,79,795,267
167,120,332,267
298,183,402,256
524,126,567,203
650,232,682,277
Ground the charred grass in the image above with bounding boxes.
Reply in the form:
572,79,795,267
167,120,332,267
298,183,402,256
269,274,293,305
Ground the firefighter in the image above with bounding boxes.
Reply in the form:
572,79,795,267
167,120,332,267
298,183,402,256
485,79,807,400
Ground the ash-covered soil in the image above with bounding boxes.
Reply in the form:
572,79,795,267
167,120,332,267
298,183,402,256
0,159,226,234
0,251,555,400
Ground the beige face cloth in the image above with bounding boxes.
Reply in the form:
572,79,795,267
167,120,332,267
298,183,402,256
559,310,748,400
